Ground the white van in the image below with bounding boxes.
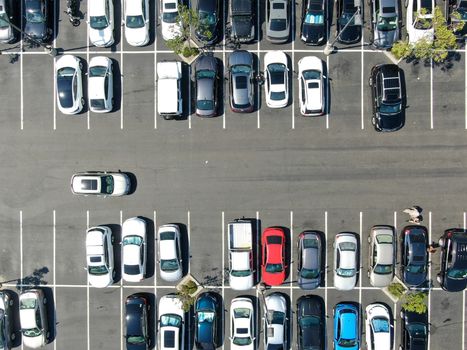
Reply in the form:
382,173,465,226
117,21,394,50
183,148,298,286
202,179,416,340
157,61,183,120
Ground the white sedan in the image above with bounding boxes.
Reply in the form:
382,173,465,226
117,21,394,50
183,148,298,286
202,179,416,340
406,0,434,44
298,56,325,116
158,294,185,350
88,56,114,113
264,51,289,108
86,225,115,288
365,303,392,350
56,55,83,115
19,289,49,349
88,0,114,47
333,232,358,291
122,217,147,282
158,224,183,282
160,0,181,40
123,0,150,46
230,297,255,350
71,171,131,196
264,293,287,349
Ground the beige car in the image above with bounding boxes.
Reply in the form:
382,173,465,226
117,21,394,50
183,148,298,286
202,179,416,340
367,225,396,287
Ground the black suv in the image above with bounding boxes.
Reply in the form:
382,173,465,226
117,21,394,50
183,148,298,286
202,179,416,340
437,228,467,292
400,309,428,350
301,0,326,45
229,0,255,43
369,64,405,132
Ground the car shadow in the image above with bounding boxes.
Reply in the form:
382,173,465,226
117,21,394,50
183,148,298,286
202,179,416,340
324,59,331,115
257,0,265,42
106,223,122,283
40,287,57,344
2,290,21,347
250,218,262,285
252,52,261,113
141,216,155,279
112,0,123,50
111,58,123,113
121,171,137,194
171,223,190,277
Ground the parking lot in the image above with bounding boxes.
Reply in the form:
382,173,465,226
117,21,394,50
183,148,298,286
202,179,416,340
0,0,466,349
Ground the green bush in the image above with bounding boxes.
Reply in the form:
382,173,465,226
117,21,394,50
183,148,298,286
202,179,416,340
388,282,406,299
401,292,428,314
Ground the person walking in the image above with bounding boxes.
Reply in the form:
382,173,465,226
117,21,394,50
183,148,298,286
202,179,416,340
403,206,422,223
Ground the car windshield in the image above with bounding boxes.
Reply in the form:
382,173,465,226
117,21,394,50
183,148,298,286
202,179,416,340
197,100,214,111
161,259,179,271
380,102,402,114
23,327,42,337
58,67,75,78
337,268,356,277
26,9,44,23
161,314,182,327
407,264,426,273
299,315,320,328
124,264,141,275
197,311,215,323
0,12,10,29
126,15,145,28
91,99,106,110
127,335,145,344
197,69,216,79
100,175,114,194
270,18,287,31
163,11,178,23
234,308,250,318
302,69,321,80
372,317,390,332
301,268,320,279
199,10,216,25
303,238,319,248
305,12,324,24
377,15,397,31
339,242,356,251
20,298,36,309
89,65,107,77
338,338,357,347
88,265,109,275
270,91,286,101
231,269,252,277
90,15,109,30
407,322,427,338
374,264,393,274
123,235,143,246
266,263,283,273
232,64,251,74
447,268,467,279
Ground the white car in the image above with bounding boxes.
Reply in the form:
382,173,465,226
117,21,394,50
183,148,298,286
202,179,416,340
88,0,114,47
56,55,84,115
122,217,147,282
86,225,115,288
333,232,358,291
406,0,434,44
123,0,150,46
19,289,49,349
160,0,181,40
230,297,255,350
264,293,287,349
298,56,325,116
88,56,114,113
264,51,289,108
158,294,185,350
158,224,183,282
71,171,131,196
365,303,392,350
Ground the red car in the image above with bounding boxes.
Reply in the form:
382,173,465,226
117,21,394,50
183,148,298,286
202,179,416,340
261,227,287,286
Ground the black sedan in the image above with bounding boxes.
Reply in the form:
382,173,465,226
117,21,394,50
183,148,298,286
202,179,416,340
400,309,428,350
297,295,325,350
401,225,428,287
24,0,51,42
336,0,361,44
195,292,220,349
125,294,150,350
194,54,219,117
301,0,326,45
196,0,220,44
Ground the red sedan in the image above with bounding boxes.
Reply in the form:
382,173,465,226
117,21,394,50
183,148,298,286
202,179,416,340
261,227,287,286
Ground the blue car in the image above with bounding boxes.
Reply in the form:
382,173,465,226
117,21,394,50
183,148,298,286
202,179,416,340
333,303,359,350
195,292,220,349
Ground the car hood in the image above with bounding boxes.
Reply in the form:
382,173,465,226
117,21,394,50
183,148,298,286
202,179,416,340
339,24,361,43
404,270,426,287
334,275,357,291
231,18,253,39
90,26,113,47
379,112,403,131
262,269,285,286
298,275,320,290
160,268,183,282
373,28,398,48
126,26,149,46
302,23,325,44
112,174,130,195
23,334,46,349
162,22,181,40
25,21,47,39
370,271,393,287
127,343,147,350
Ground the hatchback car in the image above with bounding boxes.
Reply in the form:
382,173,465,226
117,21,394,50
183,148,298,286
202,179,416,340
229,50,254,113
401,225,428,287
297,230,322,290
406,0,434,44
297,295,325,350
19,289,49,349
337,0,361,44
264,51,289,108
125,294,150,350
71,171,131,196
157,224,183,282
400,309,428,350
56,55,84,115
0,0,16,44
266,0,290,43
194,54,219,117
298,56,325,116
365,303,392,350
196,0,220,44
368,225,395,287
437,228,467,292
124,0,150,46
160,0,181,41
333,232,358,291
370,0,399,48
122,217,147,282
230,297,255,350
333,302,359,350
195,292,220,349
24,0,51,42
158,294,185,350
261,227,286,286
88,56,114,113
263,292,287,350
369,64,404,132
86,225,115,288
0,291,15,350
301,0,326,45
88,0,114,47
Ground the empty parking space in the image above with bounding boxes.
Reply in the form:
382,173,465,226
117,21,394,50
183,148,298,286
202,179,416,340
0,57,21,130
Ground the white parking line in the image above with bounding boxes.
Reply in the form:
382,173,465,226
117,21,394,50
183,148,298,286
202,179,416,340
291,4,295,130
359,212,362,304
221,211,225,350
324,211,328,308
53,210,56,350
360,43,364,130
430,58,433,129
187,210,191,273
222,5,226,130
86,210,90,350
154,210,157,285
465,49,467,129
20,210,23,289
326,55,330,129
154,3,158,130
86,13,90,130
256,0,261,130
120,210,123,350
189,65,192,129
428,211,432,349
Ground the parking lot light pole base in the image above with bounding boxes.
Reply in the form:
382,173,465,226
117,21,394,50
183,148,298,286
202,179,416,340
45,46,58,57
324,43,336,56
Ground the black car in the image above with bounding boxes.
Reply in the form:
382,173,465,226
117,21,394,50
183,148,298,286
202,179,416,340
400,309,428,350
336,0,361,44
437,228,467,292
0,291,15,350
196,0,220,44
297,295,325,350
24,0,51,42
301,0,326,45
230,0,255,43
369,64,405,132
195,292,220,349
125,294,150,350
401,225,428,287
194,54,219,117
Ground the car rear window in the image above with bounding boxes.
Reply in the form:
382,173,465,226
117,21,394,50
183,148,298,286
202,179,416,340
382,6,396,13
165,3,176,9
308,82,319,89
164,330,175,347
272,2,285,9
90,256,102,262
267,235,282,244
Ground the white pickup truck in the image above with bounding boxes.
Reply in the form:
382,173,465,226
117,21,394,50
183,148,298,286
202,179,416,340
228,219,254,290
157,61,183,120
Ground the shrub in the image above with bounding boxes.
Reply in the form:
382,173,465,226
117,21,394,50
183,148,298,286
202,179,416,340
401,291,428,314
388,282,406,299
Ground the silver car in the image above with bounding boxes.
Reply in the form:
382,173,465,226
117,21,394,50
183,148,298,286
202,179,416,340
370,0,399,49
157,224,183,282
194,54,219,117
266,0,290,43
333,232,358,291
297,231,322,290
0,0,15,43
229,50,254,113
368,225,395,287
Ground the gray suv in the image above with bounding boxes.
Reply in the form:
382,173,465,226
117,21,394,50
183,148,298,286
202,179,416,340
370,0,400,49
228,50,254,113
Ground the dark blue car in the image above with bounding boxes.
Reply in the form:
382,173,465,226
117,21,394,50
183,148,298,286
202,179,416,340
195,292,220,349
401,225,428,287
125,294,150,350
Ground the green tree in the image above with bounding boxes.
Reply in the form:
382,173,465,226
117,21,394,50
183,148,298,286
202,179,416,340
177,280,198,312
401,291,428,314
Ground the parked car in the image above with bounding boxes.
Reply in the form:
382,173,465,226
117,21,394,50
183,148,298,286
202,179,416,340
19,289,49,349
333,232,358,291
297,230,322,290
229,50,254,113
194,54,219,117
400,308,428,350
437,228,467,292
123,0,150,46
195,292,220,349
265,0,290,43
401,225,428,287
56,55,84,115
369,64,405,132
368,225,395,287
71,171,131,196
125,294,150,350
336,0,361,44
298,56,325,116
406,0,434,44
88,56,114,113
297,295,325,350
229,0,255,43
262,227,286,286
301,0,326,45
86,225,115,288
333,302,359,350
122,217,147,282
370,0,399,48
230,297,255,350
0,291,15,350
0,0,16,43
24,0,51,42
160,0,181,41
158,294,185,350
88,0,114,47
365,303,392,350
264,51,289,109
157,61,183,119
157,224,183,282
196,0,220,44
228,219,255,290
263,292,287,350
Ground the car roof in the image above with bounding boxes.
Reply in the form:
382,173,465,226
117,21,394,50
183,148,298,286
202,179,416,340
126,301,144,337
126,0,143,14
